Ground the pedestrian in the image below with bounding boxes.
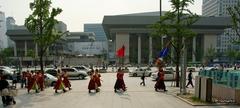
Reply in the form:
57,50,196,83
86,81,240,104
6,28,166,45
114,68,126,92
62,70,72,90
21,71,27,88
0,74,16,107
37,72,44,91
88,69,98,93
154,68,167,92
140,72,146,86
27,71,39,93
12,71,18,88
186,70,194,88
94,69,101,91
54,69,66,93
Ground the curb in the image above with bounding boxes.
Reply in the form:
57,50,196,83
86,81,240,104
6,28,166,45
175,95,239,106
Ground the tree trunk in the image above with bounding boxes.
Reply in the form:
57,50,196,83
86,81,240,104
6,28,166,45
176,51,180,87
40,48,44,74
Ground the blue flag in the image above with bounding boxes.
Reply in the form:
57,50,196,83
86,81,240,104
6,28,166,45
158,47,169,58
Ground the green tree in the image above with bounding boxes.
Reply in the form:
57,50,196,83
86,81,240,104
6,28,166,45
151,0,199,87
0,48,14,65
25,0,62,72
225,49,238,64
204,47,216,64
227,2,240,44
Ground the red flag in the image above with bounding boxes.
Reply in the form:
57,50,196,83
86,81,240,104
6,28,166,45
116,45,125,57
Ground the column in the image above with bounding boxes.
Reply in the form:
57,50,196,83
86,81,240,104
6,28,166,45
35,43,38,57
192,36,196,62
14,43,17,57
149,36,153,64
138,35,141,64
24,41,27,56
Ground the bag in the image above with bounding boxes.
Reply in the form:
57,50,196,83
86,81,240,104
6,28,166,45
8,86,18,96
1,88,10,96
9,88,18,96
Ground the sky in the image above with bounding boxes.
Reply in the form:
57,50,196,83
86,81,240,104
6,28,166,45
0,0,202,32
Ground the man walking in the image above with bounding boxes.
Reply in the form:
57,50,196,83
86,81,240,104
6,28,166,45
186,70,194,88
140,72,146,86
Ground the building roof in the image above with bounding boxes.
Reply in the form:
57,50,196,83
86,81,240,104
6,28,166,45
102,11,232,39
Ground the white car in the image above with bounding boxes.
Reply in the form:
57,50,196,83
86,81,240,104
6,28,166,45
73,66,91,74
62,68,88,80
44,73,57,87
0,66,16,72
129,68,152,77
151,70,175,81
0,68,14,79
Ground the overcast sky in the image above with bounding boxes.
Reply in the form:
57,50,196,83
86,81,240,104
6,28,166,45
0,0,202,31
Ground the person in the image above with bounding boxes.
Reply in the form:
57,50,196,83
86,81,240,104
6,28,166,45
37,72,45,91
21,71,27,88
140,72,146,86
94,69,101,91
186,70,194,88
88,69,98,93
114,68,126,92
27,71,39,93
12,71,18,88
62,71,72,90
54,70,66,93
154,68,167,92
0,74,16,107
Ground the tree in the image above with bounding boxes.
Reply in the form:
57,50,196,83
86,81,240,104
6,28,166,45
0,48,14,65
151,0,199,87
225,49,238,64
25,0,62,72
227,2,240,44
204,47,216,65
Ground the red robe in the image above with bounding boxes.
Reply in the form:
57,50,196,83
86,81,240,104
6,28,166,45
54,76,65,90
94,74,101,87
37,73,44,91
114,72,126,90
88,75,97,90
62,74,71,88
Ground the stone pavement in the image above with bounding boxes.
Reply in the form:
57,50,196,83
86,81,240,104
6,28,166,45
1,73,239,108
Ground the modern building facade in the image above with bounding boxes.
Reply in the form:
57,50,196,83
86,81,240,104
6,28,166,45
102,11,232,64
84,24,107,41
0,11,8,50
6,21,68,66
66,32,107,55
203,0,239,53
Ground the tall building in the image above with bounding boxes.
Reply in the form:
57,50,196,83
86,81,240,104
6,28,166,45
202,0,239,53
84,24,107,41
0,11,8,50
84,24,108,62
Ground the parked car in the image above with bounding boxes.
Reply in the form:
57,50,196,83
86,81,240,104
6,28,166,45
0,68,14,79
151,70,175,81
0,66,16,72
44,73,57,87
45,69,58,76
73,66,91,75
62,68,88,80
129,68,152,77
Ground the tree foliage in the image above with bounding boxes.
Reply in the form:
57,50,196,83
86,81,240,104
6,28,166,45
150,0,199,87
0,48,14,65
25,0,62,72
227,2,240,44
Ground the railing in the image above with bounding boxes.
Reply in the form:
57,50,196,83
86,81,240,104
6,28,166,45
199,69,240,89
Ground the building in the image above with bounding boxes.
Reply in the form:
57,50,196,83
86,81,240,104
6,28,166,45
0,11,8,50
202,0,239,53
66,32,104,55
84,24,107,41
102,11,232,64
6,21,68,66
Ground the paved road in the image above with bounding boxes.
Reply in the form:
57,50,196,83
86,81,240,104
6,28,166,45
1,73,238,108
